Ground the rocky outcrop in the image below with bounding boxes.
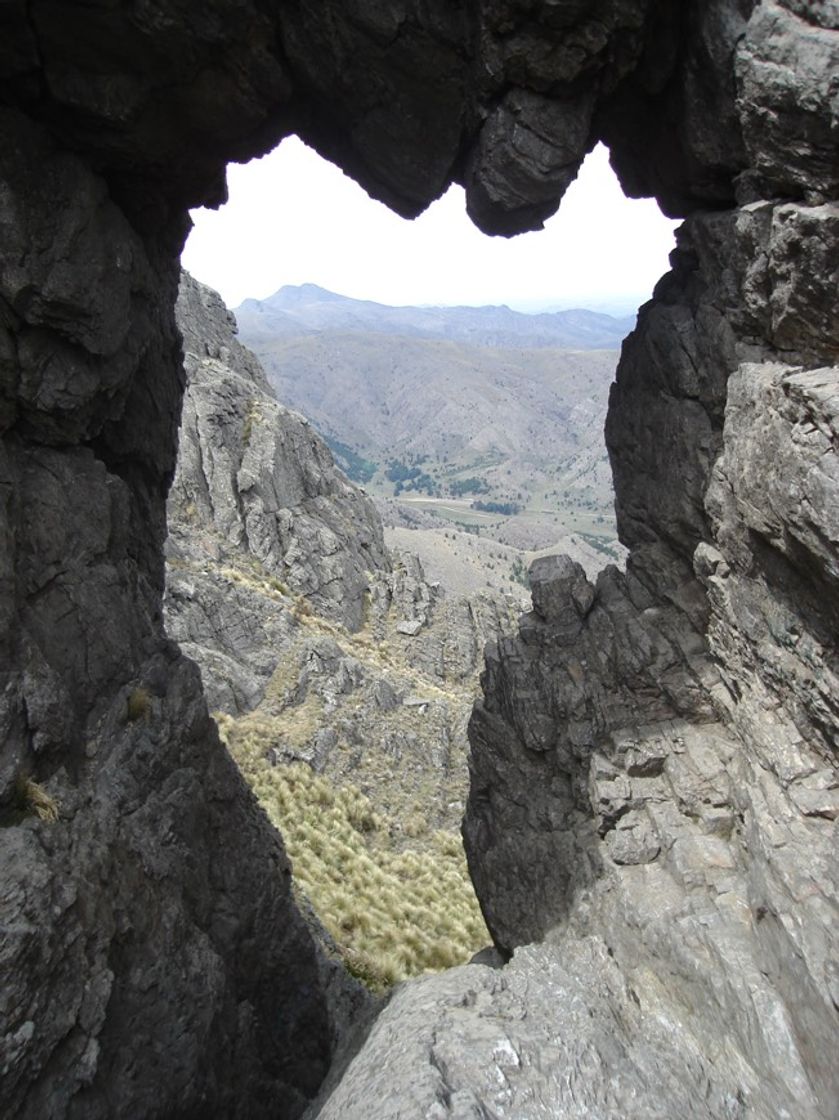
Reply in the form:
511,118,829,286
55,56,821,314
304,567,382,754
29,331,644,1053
170,272,388,637
1,2,837,1118
166,272,389,712
314,939,759,1120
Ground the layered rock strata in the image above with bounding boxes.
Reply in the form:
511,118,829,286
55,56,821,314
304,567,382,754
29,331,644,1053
0,2,837,1118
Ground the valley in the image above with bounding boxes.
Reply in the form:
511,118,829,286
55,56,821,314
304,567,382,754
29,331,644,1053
236,285,629,561
165,274,528,991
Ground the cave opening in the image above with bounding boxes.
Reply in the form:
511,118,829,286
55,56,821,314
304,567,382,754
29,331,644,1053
169,136,678,991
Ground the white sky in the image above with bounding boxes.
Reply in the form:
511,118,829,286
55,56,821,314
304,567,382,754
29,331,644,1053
182,137,679,314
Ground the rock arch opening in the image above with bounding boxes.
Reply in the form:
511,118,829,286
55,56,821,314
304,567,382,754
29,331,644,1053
169,136,678,988
182,136,678,571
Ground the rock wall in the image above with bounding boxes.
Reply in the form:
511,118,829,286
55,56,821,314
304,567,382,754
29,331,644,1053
457,8,839,1120
0,2,837,1117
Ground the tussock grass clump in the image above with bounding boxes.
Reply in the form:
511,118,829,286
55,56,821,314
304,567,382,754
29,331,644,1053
242,397,261,448
218,564,288,603
15,776,60,823
126,687,151,722
218,719,488,991
292,595,313,620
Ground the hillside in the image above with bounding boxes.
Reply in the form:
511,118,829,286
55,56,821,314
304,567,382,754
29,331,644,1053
236,295,623,551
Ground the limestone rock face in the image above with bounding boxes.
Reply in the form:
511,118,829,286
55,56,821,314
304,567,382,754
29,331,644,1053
1,1,838,1118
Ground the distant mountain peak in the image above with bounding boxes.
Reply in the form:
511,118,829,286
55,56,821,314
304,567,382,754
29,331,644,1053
235,284,633,351
265,283,350,306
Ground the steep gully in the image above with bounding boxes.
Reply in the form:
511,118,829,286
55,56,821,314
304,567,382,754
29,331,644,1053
0,2,836,1118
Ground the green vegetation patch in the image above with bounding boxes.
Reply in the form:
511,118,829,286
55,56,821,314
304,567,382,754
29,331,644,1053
386,459,438,497
449,477,490,497
472,499,522,516
510,557,530,588
576,531,621,560
323,434,378,484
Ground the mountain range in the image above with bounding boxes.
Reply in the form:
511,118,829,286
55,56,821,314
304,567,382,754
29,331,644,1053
236,284,635,350
235,285,628,551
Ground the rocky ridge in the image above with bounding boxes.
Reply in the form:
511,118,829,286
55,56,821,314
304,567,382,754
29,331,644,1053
237,284,635,349
1,2,837,1118
166,273,519,834
169,272,388,640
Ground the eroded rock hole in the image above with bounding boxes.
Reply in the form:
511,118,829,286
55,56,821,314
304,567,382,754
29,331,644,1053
169,138,676,990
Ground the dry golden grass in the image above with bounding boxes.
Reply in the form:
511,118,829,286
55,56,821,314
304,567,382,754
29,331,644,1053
218,718,488,992
16,776,60,823
241,397,261,448
218,564,288,602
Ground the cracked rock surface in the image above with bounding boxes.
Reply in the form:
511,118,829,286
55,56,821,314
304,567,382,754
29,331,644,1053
169,272,389,640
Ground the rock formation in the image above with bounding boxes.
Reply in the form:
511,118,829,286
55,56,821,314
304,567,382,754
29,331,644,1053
166,271,389,710
1,2,837,1118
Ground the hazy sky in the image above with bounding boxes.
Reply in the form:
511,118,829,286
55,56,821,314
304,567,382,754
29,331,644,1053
182,137,679,314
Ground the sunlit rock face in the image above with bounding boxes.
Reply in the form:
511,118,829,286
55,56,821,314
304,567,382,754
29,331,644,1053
0,2,836,1118
170,272,389,644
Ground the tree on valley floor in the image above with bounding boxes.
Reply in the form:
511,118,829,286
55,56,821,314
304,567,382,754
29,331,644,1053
472,499,522,516
449,477,490,496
